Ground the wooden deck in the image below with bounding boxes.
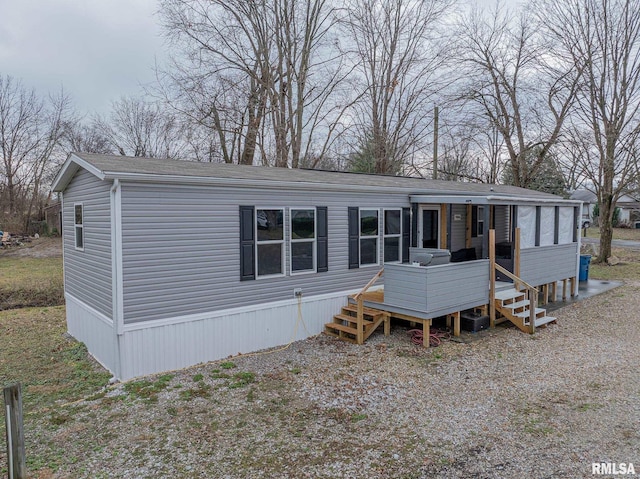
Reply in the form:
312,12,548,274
358,288,460,346
358,280,515,344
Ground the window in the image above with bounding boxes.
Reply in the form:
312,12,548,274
291,208,315,273
74,203,84,250
256,209,284,277
477,206,485,237
360,209,379,265
384,209,401,263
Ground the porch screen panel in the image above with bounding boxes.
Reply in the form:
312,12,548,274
558,207,574,244
518,206,536,248
540,207,555,246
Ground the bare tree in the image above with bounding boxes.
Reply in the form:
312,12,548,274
158,0,348,167
433,108,506,183
342,0,455,175
538,0,640,262
454,3,579,188
61,115,112,155
0,75,70,228
97,96,185,159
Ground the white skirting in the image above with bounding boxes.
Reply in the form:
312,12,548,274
65,293,117,374
67,290,355,381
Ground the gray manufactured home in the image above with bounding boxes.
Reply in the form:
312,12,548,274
52,153,582,380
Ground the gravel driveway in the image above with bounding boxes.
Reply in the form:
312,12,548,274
40,280,640,479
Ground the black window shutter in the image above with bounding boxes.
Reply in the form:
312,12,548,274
535,206,541,246
411,203,418,248
554,206,560,244
471,205,478,237
348,207,359,269
239,206,255,281
402,207,411,263
316,207,328,272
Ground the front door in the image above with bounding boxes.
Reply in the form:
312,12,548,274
421,208,439,248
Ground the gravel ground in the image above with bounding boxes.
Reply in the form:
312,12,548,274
26,281,640,478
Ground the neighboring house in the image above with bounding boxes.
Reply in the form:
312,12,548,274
570,189,640,226
44,200,62,234
52,153,583,380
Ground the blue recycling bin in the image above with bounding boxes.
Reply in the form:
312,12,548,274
579,254,591,281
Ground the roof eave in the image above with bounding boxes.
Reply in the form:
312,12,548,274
409,194,576,206
105,171,556,199
51,153,107,192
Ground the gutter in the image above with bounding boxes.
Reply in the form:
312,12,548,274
102,171,570,202
409,194,581,207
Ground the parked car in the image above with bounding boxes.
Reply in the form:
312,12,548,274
256,211,268,229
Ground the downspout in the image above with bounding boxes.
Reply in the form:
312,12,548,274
110,179,124,380
60,193,66,299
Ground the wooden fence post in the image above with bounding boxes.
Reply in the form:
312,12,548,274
4,383,26,479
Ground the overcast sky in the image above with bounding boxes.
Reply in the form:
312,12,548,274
0,0,165,116
0,0,498,118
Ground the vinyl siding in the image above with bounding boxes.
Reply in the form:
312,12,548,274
62,169,112,318
120,182,410,324
384,260,489,317
449,204,467,252
519,243,579,286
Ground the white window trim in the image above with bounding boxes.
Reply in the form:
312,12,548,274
255,207,285,279
477,206,485,237
290,207,317,276
74,202,84,251
418,205,440,248
383,208,402,263
359,207,380,267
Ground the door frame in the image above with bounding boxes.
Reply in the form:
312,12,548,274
418,204,440,249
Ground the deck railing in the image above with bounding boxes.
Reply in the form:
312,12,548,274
489,229,538,333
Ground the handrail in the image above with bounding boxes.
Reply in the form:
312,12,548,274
493,263,537,334
353,268,384,301
490,228,537,333
351,268,384,345
494,263,539,294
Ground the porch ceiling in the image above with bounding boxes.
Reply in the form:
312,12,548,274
409,194,582,207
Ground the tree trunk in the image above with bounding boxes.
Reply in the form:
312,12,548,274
598,192,615,263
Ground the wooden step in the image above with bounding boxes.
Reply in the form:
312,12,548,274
333,314,373,326
325,322,358,335
342,304,386,318
495,289,526,302
323,328,358,343
513,308,547,324
514,307,546,318
535,316,556,327
501,300,530,311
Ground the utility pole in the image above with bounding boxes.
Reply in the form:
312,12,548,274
433,105,439,180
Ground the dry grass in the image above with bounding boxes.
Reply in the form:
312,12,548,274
590,248,640,281
584,226,640,240
0,256,64,309
0,306,112,475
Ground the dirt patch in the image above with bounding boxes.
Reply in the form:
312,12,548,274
0,242,64,309
1,237,62,258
